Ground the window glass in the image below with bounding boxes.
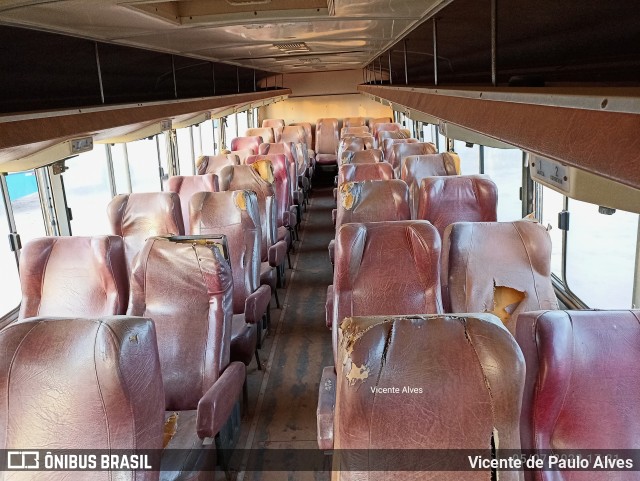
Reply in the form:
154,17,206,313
566,199,638,308
225,115,237,144
127,137,162,191
64,147,112,235
0,184,21,315
237,111,249,137
193,124,203,158
421,124,435,144
483,147,522,221
200,119,216,155
156,133,169,189
7,170,46,242
540,186,564,277
111,144,131,194
176,127,194,176
437,130,446,153
453,140,480,175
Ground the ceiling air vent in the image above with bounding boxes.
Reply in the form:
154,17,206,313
274,42,310,53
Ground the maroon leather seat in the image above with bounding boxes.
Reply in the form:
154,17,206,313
416,175,498,235
343,116,366,128
190,191,271,367
321,313,524,481
315,118,339,166
333,162,394,200
0,315,164,476
374,122,402,144
442,220,559,334
391,141,437,177
382,137,417,165
329,220,443,367
196,153,239,175
230,136,263,155
516,310,640,481
290,122,316,164
340,126,369,137
262,118,285,143
18,236,128,319
218,163,287,298
329,179,411,264
337,137,365,166
246,127,275,144
370,118,395,139
259,141,306,212
282,125,313,181
107,192,184,273
167,174,219,233
128,236,245,476
401,152,460,218
340,148,383,165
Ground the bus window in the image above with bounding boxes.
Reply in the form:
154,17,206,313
156,133,170,189
540,185,564,277
0,182,21,316
111,144,132,195
200,119,216,155
454,140,480,175
193,125,203,158
566,199,638,309
177,127,195,176
127,137,163,191
483,147,522,221
226,115,237,142
6,170,46,242
64,148,113,235
237,111,249,136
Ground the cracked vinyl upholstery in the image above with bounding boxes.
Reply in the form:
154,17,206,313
333,314,525,481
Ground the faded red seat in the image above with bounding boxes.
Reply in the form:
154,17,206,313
0,316,164,474
516,310,640,481
337,137,365,165
328,220,443,366
196,153,239,175
401,152,460,217
374,122,402,144
333,162,394,200
290,122,315,163
370,117,394,138
190,191,271,368
246,127,274,144
343,116,366,128
167,174,219,233
315,118,339,166
262,119,285,142
18,236,128,319
230,148,253,164
381,137,417,164
230,136,263,155
320,313,524,481
107,192,184,273
282,125,313,188
442,220,559,334
340,148,383,165
416,175,498,235
391,141,437,177
340,126,369,137
129,236,245,476
329,179,411,264
259,141,306,212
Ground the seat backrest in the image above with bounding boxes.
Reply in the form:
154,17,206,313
337,137,365,165
218,164,277,262
343,116,366,128
190,191,261,315
334,313,524,481
382,137,417,164
442,220,559,334
196,153,239,175
369,116,393,135
401,153,461,217
391,141,437,176
18,236,128,319
259,142,299,194
337,163,394,186
416,175,498,234
340,126,369,137
282,125,306,146
108,192,184,273
374,122,401,143
335,179,410,229
0,316,164,456
516,310,640,481
246,127,275,144
340,148,383,165
262,119,285,142
230,148,253,164
246,154,291,226
332,220,443,365
128,236,233,410
316,118,339,155
290,122,313,149
230,136,263,154
167,174,219,233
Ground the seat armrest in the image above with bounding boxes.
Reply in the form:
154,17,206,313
331,209,336,227
244,285,271,324
325,285,333,329
292,190,302,206
328,239,335,266
285,207,298,228
196,361,245,439
268,239,288,267
317,366,336,450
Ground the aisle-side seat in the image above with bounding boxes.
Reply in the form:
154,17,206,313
0,316,164,479
442,220,558,334
190,191,271,367
382,137,417,165
129,236,245,479
333,162,394,200
258,141,307,213
320,313,524,481
230,148,253,164
230,136,263,156
378,129,411,144
18,236,128,319
246,127,274,144
373,121,401,141
262,119,285,142
167,173,219,234
343,116,366,128
391,141,437,177
340,148,383,165
107,192,184,273
328,220,443,366
370,117,394,139
516,309,640,481
416,175,498,235
281,126,313,190
402,152,460,217
290,122,315,164
337,137,365,165
197,153,239,175
329,179,411,264
340,126,369,137
316,118,340,166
